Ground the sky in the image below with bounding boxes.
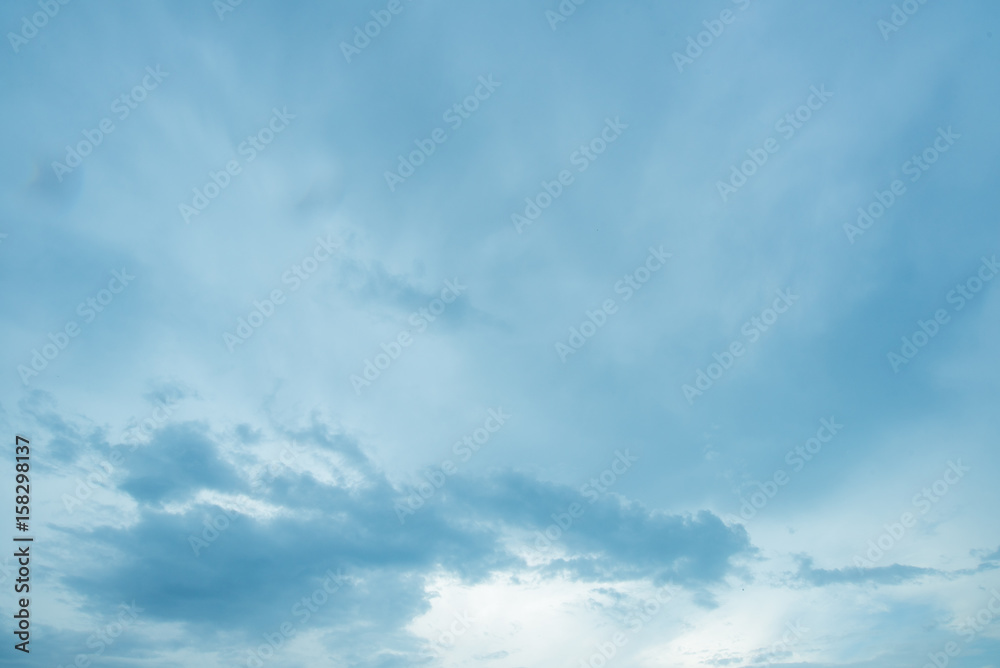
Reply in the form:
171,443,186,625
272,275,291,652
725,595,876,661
1,0,999,666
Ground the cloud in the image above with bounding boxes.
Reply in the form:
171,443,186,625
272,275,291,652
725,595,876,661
793,550,1000,588
118,422,245,503
441,472,751,585
980,545,1000,562
3,1,997,665
794,556,941,586
37,408,751,663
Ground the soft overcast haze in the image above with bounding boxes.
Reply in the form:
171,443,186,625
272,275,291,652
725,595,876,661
1,0,999,666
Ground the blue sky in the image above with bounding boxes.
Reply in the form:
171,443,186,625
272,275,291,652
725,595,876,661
1,0,999,666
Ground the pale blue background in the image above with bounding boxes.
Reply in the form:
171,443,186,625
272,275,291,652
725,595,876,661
1,1,999,666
